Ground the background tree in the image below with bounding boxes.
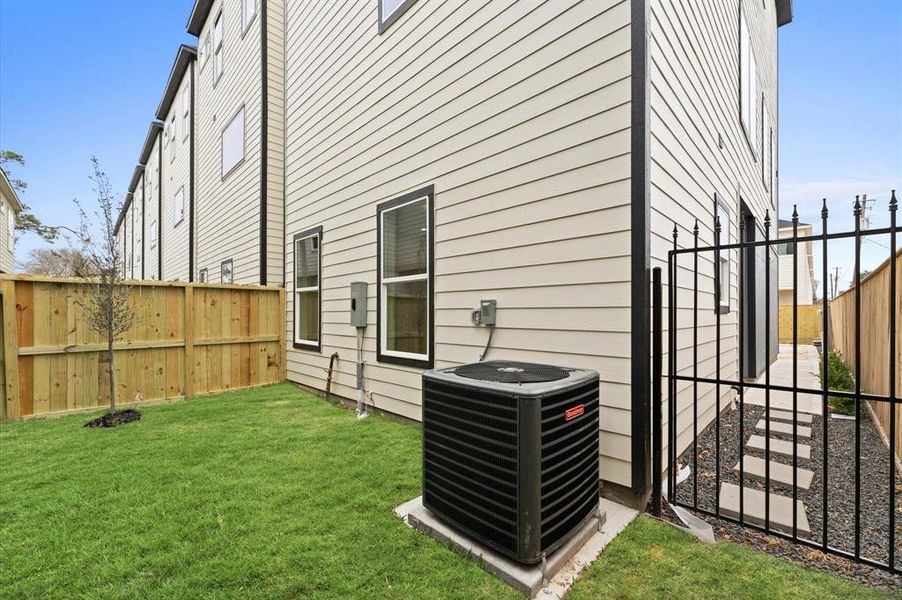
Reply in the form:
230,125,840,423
0,150,60,243
73,158,134,411
20,247,94,277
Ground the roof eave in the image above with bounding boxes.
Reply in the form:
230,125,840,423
0,167,24,212
776,0,793,26
114,193,133,234
139,121,164,165
154,45,197,121
186,0,213,36
128,165,146,194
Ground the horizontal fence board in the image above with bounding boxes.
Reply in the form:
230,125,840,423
0,276,285,419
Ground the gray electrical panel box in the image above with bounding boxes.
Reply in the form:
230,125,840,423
471,299,497,326
350,281,368,328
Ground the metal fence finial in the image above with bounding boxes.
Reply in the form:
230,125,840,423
890,189,898,211
792,205,799,222
821,198,828,219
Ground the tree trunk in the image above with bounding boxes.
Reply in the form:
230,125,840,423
108,332,115,412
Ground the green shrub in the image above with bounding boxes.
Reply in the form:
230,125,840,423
820,350,855,415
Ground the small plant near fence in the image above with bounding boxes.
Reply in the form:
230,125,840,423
820,350,855,415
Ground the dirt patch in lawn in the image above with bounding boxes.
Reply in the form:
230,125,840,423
84,409,142,428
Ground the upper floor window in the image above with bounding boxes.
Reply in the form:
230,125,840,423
213,11,224,83
169,115,177,163
739,4,758,157
173,186,185,225
379,0,416,33
377,187,433,367
181,84,190,141
242,0,256,33
200,31,211,69
222,105,245,179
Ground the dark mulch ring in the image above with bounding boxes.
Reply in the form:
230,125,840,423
666,400,902,591
84,409,142,428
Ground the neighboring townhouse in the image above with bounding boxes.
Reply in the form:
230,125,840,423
0,167,23,273
140,121,165,280
188,0,284,284
156,45,196,282
281,0,791,501
777,218,815,305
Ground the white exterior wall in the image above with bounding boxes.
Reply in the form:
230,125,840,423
134,173,146,279
194,0,264,284
145,134,162,280
160,68,194,282
1,193,17,273
283,0,635,486
649,0,781,463
778,224,815,304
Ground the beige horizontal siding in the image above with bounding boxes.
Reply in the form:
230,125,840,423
649,0,780,469
284,0,634,486
194,0,265,284
160,68,193,282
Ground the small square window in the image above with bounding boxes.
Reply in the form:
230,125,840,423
199,268,208,283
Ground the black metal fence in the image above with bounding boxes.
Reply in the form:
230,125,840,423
651,192,900,574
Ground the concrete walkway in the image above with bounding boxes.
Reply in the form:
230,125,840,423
744,344,823,415
720,344,817,532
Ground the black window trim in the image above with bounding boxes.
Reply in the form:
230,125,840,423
292,225,323,352
376,184,434,369
378,0,417,34
715,193,731,315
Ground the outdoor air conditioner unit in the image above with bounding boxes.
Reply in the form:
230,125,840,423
422,360,600,564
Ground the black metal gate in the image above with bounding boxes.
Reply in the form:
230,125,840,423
651,193,900,575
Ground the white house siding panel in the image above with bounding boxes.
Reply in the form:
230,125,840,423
649,0,780,465
284,0,634,487
265,0,286,286
195,0,264,284
161,69,194,282
134,175,145,279
144,135,162,279
126,202,135,279
1,195,15,273
778,225,814,304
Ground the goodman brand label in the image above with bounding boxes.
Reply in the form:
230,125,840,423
564,404,585,421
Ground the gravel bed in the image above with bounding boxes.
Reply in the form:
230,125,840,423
668,398,902,589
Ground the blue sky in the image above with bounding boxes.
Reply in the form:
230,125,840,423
1,0,899,290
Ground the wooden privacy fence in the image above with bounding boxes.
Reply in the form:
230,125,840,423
778,303,822,344
829,250,902,464
1,275,286,420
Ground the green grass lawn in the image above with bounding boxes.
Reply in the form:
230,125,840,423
1,383,895,599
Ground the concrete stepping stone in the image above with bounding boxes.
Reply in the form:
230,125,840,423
718,482,810,535
767,409,813,424
743,388,822,415
733,455,814,490
746,435,811,460
754,419,812,439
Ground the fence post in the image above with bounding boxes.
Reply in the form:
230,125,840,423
278,287,287,382
1,278,20,420
651,267,663,516
184,284,195,399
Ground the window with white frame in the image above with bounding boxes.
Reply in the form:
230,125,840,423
716,195,731,313
199,268,208,283
739,5,758,156
221,105,245,178
173,186,185,225
377,188,432,365
169,114,176,163
293,227,321,348
242,0,256,32
201,32,210,68
213,11,224,83
221,259,233,284
379,0,415,31
182,84,190,142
